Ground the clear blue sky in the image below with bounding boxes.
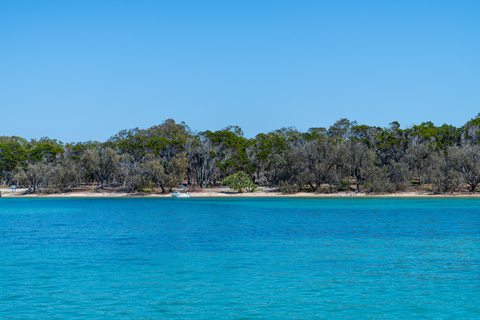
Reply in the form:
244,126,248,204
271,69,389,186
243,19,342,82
1,0,479,142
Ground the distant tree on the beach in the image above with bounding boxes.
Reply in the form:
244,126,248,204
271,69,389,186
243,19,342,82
162,153,188,192
48,158,83,189
447,145,480,192
81,146,119,189
15,161,50,193
27,138,64,163
0,136,28,185
346,141,375,192
142,154,165,192
185,134,217,188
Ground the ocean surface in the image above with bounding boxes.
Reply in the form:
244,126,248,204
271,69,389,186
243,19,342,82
0,197,479,319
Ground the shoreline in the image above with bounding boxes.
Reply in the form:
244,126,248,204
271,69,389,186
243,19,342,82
2,188,480,198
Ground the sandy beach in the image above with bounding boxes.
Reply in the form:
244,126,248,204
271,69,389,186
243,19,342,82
2,187,480,198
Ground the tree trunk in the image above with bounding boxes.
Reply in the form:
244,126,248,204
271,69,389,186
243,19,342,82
159,182,166,193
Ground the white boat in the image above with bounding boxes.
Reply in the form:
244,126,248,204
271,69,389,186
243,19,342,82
171,191,191,198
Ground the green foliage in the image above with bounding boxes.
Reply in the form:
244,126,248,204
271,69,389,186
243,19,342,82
328,118,357,140
254,132,287,162
81,146,119,188
0,137,28,181
28,138,64,163
279,181,299,194
109,119,192,162
14,161,50,192
303,127,328,141
203,129,254,174
164,153,189,192
2,115,480,195
406,122,461,149
222,171,257,192
41,188,57,195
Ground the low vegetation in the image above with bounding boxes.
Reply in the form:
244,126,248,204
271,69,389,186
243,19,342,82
222,171,257,193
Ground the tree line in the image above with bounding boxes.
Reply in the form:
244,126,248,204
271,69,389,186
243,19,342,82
2,116,480,194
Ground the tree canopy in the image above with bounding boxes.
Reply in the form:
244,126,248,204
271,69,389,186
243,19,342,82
3,115,480,195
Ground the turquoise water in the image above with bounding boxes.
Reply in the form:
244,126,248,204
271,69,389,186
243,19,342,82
1,198,479,319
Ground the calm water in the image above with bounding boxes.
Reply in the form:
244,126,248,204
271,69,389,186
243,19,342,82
0,197,479,319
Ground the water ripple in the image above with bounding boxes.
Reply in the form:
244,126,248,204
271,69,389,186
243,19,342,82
0,197,479,318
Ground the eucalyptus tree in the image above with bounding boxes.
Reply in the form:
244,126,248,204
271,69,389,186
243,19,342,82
15,161,50,193
81,146,119,189
185,135,217,188
64,141,99,161
142,154,165,192
252,127,302,186
251,131,288,186
304,127,328,140
0,136,28,185
461,114,480,144
271,126,300,140
428,151,463,193
303,139,345,191
346,141,376,192
328,118,357,141
365,161,410,193
27,137,64,164
48,158,83,189
109,128,147,162
370,123,407,166
143,119,192,162
141,153,188,193
447,144,480,192
404,141,437,185
119,154,145,193
386,161,411,190
279,138,310,188
10,137,64,191
162,153,188,192
202,127,253,179
405,122,460,149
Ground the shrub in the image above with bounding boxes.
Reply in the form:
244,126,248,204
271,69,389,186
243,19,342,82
279,181,299,194
41,188,57,195
222,171,257,192
190,186,204,192
316,186,330,194
362,180,396,193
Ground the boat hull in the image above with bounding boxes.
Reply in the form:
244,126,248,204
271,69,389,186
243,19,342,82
171,193,191,198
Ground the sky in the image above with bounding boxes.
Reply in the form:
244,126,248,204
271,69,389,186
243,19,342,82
1,0,479,142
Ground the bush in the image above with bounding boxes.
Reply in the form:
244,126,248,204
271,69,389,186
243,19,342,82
304,186,315,192
279,181,299,194
317,186,330,194
222,171,257,192
190,185,204,192
340,180,351,186
41,188,57,195
362,180,396,193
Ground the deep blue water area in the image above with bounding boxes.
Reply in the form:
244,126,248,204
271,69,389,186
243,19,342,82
1,197,479,319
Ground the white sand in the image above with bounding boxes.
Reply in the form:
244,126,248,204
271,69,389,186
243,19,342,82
2,186,479,198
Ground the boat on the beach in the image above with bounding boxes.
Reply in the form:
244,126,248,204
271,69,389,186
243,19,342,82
171,191,191,198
